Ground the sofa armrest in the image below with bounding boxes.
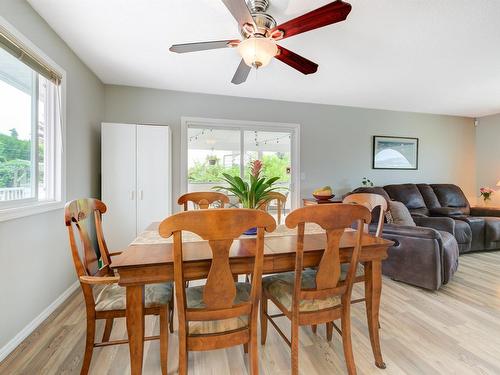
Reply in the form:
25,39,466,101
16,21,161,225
372,225,444,290
429,207,464,216
412,216,455,235
369,223,441,240
470,206,500,217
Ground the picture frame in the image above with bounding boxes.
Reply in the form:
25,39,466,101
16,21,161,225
372,136,419,170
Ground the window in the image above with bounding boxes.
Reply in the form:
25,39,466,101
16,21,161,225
0,23,64,219
182,118,300,210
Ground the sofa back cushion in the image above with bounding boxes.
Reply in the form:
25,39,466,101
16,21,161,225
384,184,427,212
430,184,470,215
417,184,441,209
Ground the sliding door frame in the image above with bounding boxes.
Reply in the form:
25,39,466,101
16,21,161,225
181,117,301,210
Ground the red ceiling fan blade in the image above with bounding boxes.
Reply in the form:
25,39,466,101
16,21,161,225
221,0,256,29
231,59,251,84
275,46,318,75
170,40,239,53
271,1,352,40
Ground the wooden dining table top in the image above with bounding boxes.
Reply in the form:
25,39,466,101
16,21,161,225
112,223,393,270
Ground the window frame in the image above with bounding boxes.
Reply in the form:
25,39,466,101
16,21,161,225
0,16,66,222
181,117,300,210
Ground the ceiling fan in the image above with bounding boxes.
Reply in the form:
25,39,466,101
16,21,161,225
169,0,352,84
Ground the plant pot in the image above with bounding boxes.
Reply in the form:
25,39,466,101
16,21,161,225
243,227,257,235
208,159,216,166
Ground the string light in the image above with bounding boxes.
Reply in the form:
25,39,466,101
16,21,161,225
254,134,290,147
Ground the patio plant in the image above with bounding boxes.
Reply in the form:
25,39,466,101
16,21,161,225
213,159,282,209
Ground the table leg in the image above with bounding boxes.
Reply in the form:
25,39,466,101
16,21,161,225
126,285,145,375
364,260,386,369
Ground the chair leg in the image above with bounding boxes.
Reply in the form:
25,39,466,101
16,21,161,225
341,307,357,375
291,319,299,375
159,306,169,375
169,298,175,334
244,343,248,353
249,319,259,375
178,324,188,375
326,322,333,342
80,315,95,375
260,295,268,345
102,318,113,342
311,325,317,334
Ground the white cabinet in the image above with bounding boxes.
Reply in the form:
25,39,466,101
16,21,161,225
101,123,171,249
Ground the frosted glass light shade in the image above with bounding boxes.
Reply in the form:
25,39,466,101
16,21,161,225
237,37,278,68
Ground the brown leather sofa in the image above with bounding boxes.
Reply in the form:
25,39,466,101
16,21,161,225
380,183,500,253
346,184,475,291
351,183,500,290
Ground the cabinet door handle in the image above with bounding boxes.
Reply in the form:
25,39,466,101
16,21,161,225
140,190,144,200
130,191,135,200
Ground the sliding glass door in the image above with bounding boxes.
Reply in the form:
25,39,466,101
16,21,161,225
185,120,298,213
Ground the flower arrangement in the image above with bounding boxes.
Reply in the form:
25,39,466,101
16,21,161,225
480,187,494,202
213,159,281,209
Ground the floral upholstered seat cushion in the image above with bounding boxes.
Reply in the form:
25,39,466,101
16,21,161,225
186,282,251,335
94,282,173,312
263,269,342,312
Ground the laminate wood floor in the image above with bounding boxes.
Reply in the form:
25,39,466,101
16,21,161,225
1,251,500,375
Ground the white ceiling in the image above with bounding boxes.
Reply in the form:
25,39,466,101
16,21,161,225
28,0,500,117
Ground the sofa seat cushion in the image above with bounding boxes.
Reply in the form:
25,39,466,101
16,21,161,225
438,231,459,285
95,282,173,312
186,282,250,335
263,269,342,312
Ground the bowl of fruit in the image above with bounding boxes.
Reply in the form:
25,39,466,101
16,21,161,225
312,186,334,201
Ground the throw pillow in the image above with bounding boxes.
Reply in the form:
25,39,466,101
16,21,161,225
388,200,416,226
385,210,394,224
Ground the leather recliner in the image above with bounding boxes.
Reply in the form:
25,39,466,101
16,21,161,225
349,186,459,290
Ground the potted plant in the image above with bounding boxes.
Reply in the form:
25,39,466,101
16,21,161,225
362,177,374,187
213,160,281,234
207,154,218,166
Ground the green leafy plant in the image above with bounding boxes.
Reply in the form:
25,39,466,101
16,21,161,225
213,160,282,208
362,177,374,187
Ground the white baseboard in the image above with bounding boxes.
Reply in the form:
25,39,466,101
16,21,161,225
0,280,79,363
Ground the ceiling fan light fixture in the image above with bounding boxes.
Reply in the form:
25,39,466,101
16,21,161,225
237,36,278,68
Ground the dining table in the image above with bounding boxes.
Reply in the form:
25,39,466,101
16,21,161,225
112,222,394,375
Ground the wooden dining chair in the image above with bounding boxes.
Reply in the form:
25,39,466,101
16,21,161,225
343,193,388,238
258,191,288,225
260,204,371,375
177,191,230,210
65,199,174,375
337,193,388,332
159,208,276,375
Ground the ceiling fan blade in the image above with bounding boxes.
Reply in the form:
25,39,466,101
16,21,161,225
271,1,352,40
221,0,256,28
169,40,238,53
231,59,251,84
275,46,318,75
